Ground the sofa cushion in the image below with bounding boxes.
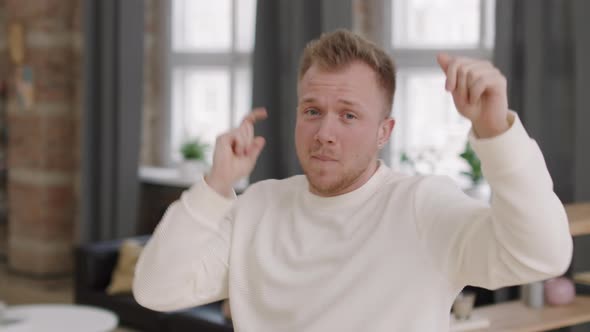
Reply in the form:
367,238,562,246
107,239,143,295
76,236,150,292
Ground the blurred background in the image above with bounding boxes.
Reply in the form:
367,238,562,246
0,0,589,331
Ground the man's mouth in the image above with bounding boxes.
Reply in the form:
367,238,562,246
311,154,337,162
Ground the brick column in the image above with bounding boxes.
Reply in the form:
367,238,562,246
141,0,163,166
5,0,80,276
0,0,8,258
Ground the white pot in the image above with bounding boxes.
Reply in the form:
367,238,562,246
464,182,491,201
179,160,208,179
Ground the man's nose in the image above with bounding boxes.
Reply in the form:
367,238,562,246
314,116,337,144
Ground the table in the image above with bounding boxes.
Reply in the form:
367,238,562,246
566,202,590,236
470,295,590,331
1,304,118,332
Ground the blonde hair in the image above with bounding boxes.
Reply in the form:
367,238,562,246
299,29,396,117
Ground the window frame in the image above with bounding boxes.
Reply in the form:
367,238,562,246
160,0,254,166
375,0,495,171
388,0,495,69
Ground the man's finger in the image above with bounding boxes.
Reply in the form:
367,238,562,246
468,74,491,105
469,68,506,104
456,65,468,101
441,56,479,92
242,107,268,126
436,53,452,72
240,123,254,154
248,136,266,160
467,69,501,105
229,131,243,156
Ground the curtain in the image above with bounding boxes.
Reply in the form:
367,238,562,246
250,0,353,181
494,0,590,204
80,0,144,241
494,1,590,319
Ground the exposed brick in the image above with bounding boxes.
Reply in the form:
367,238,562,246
27,47,74,103
6,0,74,23
141,0,163,165
8,113,75,171
41,114,75,171
8,181,73,242
4,0,89,277
71,0,82,32
7,113,44,169
0,50,8,83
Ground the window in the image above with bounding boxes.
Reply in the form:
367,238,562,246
387,0,495,185
165,0,257,164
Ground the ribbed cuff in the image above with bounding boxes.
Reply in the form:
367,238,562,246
468,111,534,178
182,177,237,225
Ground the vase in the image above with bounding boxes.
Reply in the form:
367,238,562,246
521,281,545,308
464,182,491,201
544,277,575,306
179,160,208,179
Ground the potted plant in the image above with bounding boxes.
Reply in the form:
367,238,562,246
459,142,482,186
179,138,209,179
459,142,489,200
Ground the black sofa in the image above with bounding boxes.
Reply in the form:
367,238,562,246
74,236,234,332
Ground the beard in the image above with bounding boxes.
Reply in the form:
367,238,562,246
301,154,375,197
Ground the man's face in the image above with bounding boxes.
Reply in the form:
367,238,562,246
295,61,394,197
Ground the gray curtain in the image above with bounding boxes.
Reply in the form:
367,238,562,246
494,0,590,204
80,0,145,242
494,2,590,326
250,0,353,181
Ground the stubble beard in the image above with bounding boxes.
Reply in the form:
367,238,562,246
302,156,373,197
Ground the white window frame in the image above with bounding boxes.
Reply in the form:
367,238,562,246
374,0,495,173
387,0,495,68
160,0,254,167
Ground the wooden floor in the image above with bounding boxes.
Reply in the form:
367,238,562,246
0,258,138,332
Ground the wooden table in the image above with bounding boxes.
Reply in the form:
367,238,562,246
471,295,590,331
566,202,590,237
465,202,590,331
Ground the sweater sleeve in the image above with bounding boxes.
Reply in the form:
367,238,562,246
133,178,235,311
414,112,573,290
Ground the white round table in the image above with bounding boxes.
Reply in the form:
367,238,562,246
1,304,118,332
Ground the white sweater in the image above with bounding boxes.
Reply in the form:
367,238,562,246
133,113,572,332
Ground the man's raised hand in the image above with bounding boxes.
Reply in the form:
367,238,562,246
205,108,267,197
437,53,510,138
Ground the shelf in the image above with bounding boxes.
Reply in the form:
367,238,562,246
566,202,590,237
574,271,590,285
470,295,590,331
139,166,247,192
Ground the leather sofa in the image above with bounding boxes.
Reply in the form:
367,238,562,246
74,236,233,332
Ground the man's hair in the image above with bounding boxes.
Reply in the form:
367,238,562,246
298,29,396,117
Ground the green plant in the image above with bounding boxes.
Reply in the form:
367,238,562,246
180,138,209,161
459,142,483,185
400,151,415,168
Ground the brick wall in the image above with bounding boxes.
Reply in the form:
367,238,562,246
141,0,163,166
0,0,7,80
4,0,81,276
0,0,7,258
2,0,161,275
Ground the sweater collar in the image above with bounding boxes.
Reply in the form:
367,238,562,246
301,160,389,210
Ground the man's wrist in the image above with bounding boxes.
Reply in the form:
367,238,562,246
204,173,234,198
472,114,510,139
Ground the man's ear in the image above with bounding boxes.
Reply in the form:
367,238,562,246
378,118,395,148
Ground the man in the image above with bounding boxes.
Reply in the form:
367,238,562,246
133,30,572,331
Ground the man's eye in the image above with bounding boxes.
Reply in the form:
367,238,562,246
306,108,320,116
344,113,357,120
